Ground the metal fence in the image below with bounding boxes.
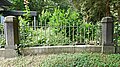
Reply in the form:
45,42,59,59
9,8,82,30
1,18,119,47
19,20,102,46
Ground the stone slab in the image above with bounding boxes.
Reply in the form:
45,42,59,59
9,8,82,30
4,49,17,58
21,45,103,55
0,48,5,57
101,46,115,54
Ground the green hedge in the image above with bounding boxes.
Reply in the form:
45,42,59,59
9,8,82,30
40,53,120,67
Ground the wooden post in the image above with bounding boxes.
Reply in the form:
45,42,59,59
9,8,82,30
4,16,19,58
101,17,115,53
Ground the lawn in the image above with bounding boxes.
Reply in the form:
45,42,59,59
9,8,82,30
0,53,120,67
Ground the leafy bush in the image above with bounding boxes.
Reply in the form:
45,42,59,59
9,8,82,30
40,53,120,67
33,27,70,46
19,27,70,46
39,8,101,44
114,22,120,46
19,6,101,46
19,4,70,46
0,23,5,46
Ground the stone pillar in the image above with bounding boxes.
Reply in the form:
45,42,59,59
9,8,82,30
118,8,120,22
101,17,115,53
4,16,19,58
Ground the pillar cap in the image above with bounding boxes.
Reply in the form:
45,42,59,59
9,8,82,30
101,17,113,23
4,16,16,23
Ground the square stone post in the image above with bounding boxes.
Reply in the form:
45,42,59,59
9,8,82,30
118,7,120,22
101,17,115,53
4,16,19,58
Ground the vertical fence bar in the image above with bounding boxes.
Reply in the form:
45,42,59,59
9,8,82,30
61,22,63,45
34,16,36,30
92,23,94,41
80,26,82,43
48,25,50,45
40,18,42,45
88,26,89,44
77,21,79,44
72,23,74,45
69,22,71,44
83,27,86,43
65,23,67,45
36,18,38,45
44,20,46,45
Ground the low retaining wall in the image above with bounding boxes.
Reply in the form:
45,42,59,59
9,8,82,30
21,45,102,55
1,45,120,58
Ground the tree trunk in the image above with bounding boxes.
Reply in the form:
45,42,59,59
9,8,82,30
106,0,110,16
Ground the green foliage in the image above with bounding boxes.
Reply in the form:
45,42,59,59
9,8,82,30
29,0,71,14
114,22,120,46
19,27,70,46
0,23,3,34
19,6,70,46
0,23,5,46
18,4,33,46
40,8,101,44
30,28,70,46
19,7,101,46
29,0,56,14
41,53,120,67
9,0,120,23
71,0,106,22
10,0,24,10
1,53,120,67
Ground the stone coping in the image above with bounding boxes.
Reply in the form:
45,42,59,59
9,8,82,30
23,45,101,48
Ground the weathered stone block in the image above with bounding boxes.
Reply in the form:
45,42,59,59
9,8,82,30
101,17,114,46
0,48,5,57
101,46,115,54
4,49,17,58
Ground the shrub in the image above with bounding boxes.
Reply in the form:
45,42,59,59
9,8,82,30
114,22,120,46
0,23,5,47
18,5,71,47
40,8,101,44
19,27,70,46
19,6,101,47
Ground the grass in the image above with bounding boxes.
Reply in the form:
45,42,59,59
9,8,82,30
0,53,120,67
0,55,49,67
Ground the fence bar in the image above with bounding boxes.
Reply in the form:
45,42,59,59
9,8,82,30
34,16,36,30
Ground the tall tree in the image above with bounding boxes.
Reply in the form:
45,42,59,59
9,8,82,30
70,0,119,22
10,0,24,10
